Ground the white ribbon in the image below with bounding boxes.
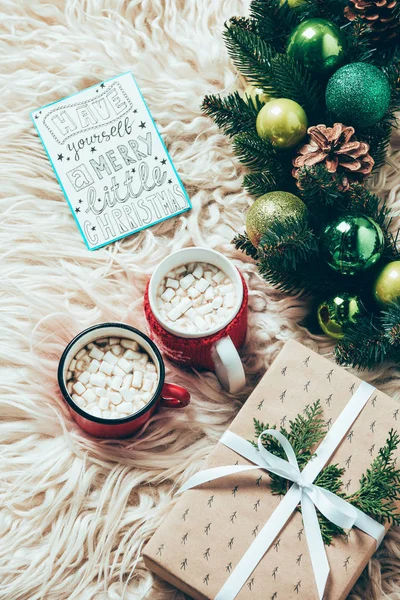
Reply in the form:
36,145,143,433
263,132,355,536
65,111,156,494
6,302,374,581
178,381,385,600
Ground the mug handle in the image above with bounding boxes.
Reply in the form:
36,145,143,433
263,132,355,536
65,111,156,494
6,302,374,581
161,383,191,408
212,336,246,394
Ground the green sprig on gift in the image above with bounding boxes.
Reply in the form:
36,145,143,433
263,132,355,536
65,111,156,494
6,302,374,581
251,401,400,545
202,0,400,371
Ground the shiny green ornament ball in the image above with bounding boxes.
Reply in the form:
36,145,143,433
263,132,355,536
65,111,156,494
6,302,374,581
318,293,362,340
326,63,391,129
246,191,308,247
256,98,308,149
287,18,346,75
373,261,400,307
322,215,384,275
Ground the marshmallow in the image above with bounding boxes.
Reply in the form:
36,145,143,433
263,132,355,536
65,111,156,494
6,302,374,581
104,351,119,366
166,278,179,289
113,365,125,379
212,270,225,284
89,346,104,361
197,303,213,315
132,370,143,389
117,402,134,414
110,376,123,391
212,296,223,309
192,264,203,279
121,339,138,350
73,381,86,395
87,359,100,373
90,372,106,387
180,273,195,290
194,277,210,293
161,288,175,302
78,371,90,385
110,392,122,405
98,397,109,411
99,360,113,375
82,389,96,404
118,357,133,373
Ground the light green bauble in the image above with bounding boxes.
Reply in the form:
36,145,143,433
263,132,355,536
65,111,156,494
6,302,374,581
246,191,308,247
322,215,385,276
256,98,307,149
373,261,400,307
326,63,391,129
318,293,362,340
287,18,346,75
243,84,270,105
280,0,307,7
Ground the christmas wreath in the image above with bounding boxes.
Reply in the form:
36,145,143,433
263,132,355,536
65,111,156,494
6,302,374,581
202,0,400,370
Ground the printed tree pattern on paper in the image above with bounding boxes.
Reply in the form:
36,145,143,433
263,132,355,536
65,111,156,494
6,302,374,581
149,344,399,599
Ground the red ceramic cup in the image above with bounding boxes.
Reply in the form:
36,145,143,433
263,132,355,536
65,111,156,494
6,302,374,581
144,248,248,393
58,323,190,438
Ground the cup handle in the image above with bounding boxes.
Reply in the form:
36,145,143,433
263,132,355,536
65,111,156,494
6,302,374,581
212,336,246,393
160,383,191,408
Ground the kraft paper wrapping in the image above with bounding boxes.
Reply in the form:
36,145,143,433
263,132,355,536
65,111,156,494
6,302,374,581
143,340,400,600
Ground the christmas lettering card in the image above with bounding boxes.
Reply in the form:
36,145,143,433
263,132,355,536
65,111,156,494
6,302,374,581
31,72,191,250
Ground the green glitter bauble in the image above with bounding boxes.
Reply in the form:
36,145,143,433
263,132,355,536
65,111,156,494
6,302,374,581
326,63,391,129
318,292,362,340
246,191,308,247
287,18,346,75
321,214,385,275
256,98,308,149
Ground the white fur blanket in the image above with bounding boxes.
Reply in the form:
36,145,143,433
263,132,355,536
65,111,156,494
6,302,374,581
1,1,399,599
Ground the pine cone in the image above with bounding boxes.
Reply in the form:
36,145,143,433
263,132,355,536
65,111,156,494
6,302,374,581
345,0,400,42
292,123,374,191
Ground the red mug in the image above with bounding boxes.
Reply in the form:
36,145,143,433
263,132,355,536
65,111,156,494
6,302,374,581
57,323,190,438
144,248,248,393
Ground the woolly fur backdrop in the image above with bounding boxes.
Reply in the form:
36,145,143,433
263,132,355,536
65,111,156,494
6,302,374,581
1,1,400,599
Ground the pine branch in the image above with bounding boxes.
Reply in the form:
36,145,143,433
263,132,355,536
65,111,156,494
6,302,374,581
223,24,324,117
258,216,319,271
243,166,289,196
344,183,391,229
342,20,376,64
232,232,259,259
296,165,345,213
363,120,392,170
266,54,324,118
346,430,400,525
233,132,277,171
335,314,393,369
300,0,349,24
256,257,345,296
223,25,276,91
201,92,259,137
286,401,325,466
249,0,300,51
227,16,259,35
382,303,400,346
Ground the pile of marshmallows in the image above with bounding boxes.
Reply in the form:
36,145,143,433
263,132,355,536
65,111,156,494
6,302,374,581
156,261,237,333
67,337,157,419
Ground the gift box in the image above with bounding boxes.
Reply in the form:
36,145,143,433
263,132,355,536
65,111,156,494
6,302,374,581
143,340,400,600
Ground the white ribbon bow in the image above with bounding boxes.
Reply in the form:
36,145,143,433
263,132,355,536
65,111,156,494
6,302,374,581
179,381,386,600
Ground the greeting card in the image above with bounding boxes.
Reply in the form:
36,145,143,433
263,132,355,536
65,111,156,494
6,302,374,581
31,72,191,250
